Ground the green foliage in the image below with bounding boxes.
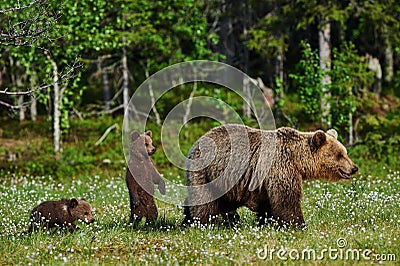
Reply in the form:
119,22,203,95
289,41,324,124
354,104,400,165
247,9,289,58
115,0,215,73
289,42,374,134
295,0,351,30
0,116,125,178
329,42,374,134
351,0,400,50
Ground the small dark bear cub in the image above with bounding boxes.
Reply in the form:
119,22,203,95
29,198,94,232
126,130,166,225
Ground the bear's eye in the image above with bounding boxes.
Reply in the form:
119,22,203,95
84,212,89,215
145,143,149,147
337,153,343,159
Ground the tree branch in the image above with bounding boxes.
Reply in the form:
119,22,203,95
0,0,62,47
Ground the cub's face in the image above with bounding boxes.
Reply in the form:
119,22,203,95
143,130,156,155
129,130,157,157
312,129,358,181
69,199,95,224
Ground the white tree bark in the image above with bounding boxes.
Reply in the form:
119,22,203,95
96,56,111,111
349,112,353,145
18,95,25,121
183,81,197,125
30,96,37,122
46,52,60,154
145,60,161,126
30,70,37,121
318,21,331,127
243,76,251,118
51,61,60,154
384,33,393,83
122,41,129,133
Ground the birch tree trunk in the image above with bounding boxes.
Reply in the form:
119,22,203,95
145,61,161,125
242,77,251,118
241,0,251,119
30,70,37,121
18,95,25,121
97,56,111,111
9,56,25,121
349,112,353,145
102,69,110,111
46,52,60,154
276,54,284,86
52,62,60,154
183,81,197,125
30,96,37,122
383,33,393,83
122,40,130,133
318,21,331,127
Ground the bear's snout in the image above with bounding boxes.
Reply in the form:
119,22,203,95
351,166,358,174
84,217,95,224
147,147,156,155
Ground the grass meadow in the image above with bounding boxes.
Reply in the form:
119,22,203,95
1,169,399,265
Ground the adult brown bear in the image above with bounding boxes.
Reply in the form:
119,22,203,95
183,124,358,227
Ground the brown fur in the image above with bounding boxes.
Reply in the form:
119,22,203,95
29,198,94,231
126,130,165,225
183,124,358,227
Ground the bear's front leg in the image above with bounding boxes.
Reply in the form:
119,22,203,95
144,200,158,225
270,202,305,228
267,175,305,228
67,223,78,232
129,197,141,223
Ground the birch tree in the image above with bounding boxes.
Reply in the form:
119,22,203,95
295,0,350,126
318,19,331,126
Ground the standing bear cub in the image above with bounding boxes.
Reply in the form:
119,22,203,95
29,198,94,231
126,130,166,225
183,124,358,227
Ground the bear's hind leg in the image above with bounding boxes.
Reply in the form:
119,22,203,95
144,200,159,225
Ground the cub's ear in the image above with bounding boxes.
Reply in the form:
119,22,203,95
145,130,152,138
69,198,79,208
311,130,326,152
326,129,338,139
80,198,86,201
131,131,141,142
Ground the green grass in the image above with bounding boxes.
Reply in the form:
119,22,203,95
1,169,399,265
1,116,399,264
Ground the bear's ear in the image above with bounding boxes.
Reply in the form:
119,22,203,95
131,131,141,142
145,130,152,138
326,129,338,139
69,198,79,208
311,130,326,151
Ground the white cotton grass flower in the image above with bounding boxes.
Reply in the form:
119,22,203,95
1,170,399,264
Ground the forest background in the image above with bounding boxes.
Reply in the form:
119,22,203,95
0,0,399,184
1,0,399,177
1,1,399,264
